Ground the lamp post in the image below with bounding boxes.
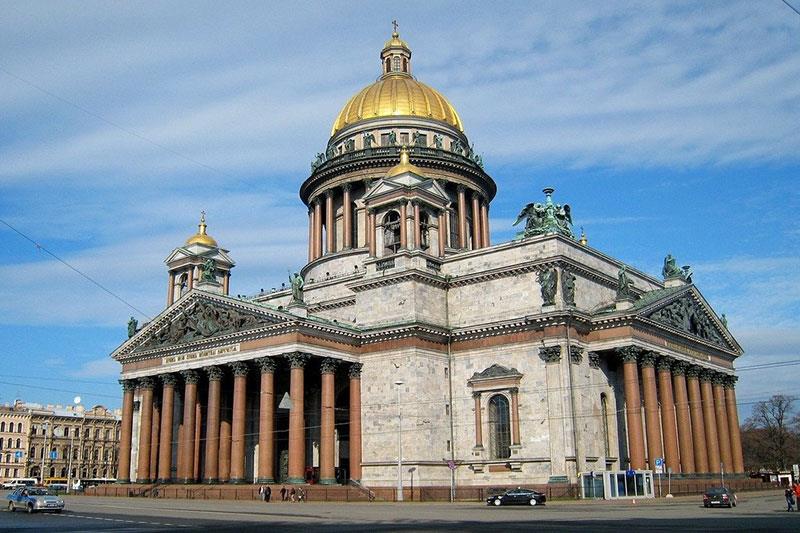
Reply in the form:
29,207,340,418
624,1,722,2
395,380,404,502
40,422,49,485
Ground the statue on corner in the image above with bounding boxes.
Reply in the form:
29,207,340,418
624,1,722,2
127,316,138,338
513,188,573,239
616,265,635,300
289,272,305,304
538,268,557,306
662,254,693,283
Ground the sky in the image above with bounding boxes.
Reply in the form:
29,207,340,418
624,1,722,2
1,1,798,418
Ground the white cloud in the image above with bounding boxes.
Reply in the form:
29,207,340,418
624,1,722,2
69,357,119,379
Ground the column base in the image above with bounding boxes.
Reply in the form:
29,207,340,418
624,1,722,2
177,478,196,484
203,478,219,484
256,477,276,484
286,477,305,484
116,479,131,484
228,478,247,484
156,478,173,484
136,478,152,484
318,478,337,485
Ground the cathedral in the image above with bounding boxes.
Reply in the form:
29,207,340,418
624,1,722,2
112,30,744,497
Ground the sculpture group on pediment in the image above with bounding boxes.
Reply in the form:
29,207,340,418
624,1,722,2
142,300,270,349
648,297,726,348
513,188,573,239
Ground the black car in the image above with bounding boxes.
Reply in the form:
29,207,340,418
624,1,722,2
487,488,546,506
703,487,737,508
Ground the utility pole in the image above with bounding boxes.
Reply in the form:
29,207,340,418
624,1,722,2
395,380,404,502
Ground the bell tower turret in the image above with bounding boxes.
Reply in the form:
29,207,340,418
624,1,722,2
380,22,412,77
164,212,235,306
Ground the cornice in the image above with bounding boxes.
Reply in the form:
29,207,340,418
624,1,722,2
347,268,448,292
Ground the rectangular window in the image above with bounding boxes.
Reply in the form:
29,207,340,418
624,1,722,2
444,367,449,378
445,404,450,415
446,440,451,452
399,133,409,145
381,133,390,146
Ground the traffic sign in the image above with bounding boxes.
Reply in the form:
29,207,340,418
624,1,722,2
14,451,23,459
50,450,57,459
654,457,664,474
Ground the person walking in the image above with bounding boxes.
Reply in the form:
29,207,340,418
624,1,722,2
290,487,296,502
265,486,272,502
259,485,266,502
280,486,287,502
785,486,795,511
794,482,800,504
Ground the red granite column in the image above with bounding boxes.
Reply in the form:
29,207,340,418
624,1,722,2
438,211,447,256
671,362,695,473
457,185,467,249
149,398,161,482
204,366,223,483
399,202,408,249
413,202,421,249
640,352,663,470
229,361,249,484
313,198,323,260
193,398,202,481
686,366,708,472
218,417,231,483
167,272,175,306
287,352,309,483
135,377,155,483
157,374,176,483
179,370,199,483
481,201,490,247
712,373,733,474
619,347,645,470
349,363,363,482
657,358,679,474
256,357,277,483
343,183,352,250
307,207,314,263
117,380,136,483
325,189,335,254
473,392,483,448
510,387,521,446
471,192,481,250
700,369,721,473
368,210,376,257
319,358,338,485
724,376,745,473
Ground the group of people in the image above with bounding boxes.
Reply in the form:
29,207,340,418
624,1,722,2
785,482,800,511
258,485,305,503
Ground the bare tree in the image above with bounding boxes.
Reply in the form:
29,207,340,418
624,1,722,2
743,395,799,471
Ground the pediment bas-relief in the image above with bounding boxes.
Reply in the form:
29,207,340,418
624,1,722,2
138,300,274,351
644,295,728,349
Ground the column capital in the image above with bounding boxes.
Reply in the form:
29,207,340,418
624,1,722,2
320,357,338,374
724,375,738,388
471,190,481,200
324,188,334,198
181,369,200,385
685,364,702,379
120,379,137,392
588,352,601,369
617,346,642,363
699,367,715,382
711,371,727,386
160,373,178,387
656,356,673,372
229,361,249,377
456,184,467,194
569,346,583,365
137,376,156,390
508,386,519,395
348,362,363,378
206,365,224,381
342,182,352,192
639,351,658,367
539,345,561,363
286,352,310,369
256,357,277,374
472,390,482,399
671,360,689,375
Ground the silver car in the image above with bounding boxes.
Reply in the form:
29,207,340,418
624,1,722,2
6,486,65,513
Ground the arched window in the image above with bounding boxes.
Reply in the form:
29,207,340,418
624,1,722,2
72,448,78,460
385,57,391,73
402,57,408,72
84,428,90,439
488,394,511,459
5,438,10,449
6,453,11,463
392,56,401,72
15,438,21,449
60,467,67,477
601,393,610,456
179,273,189,295
0,439,3,450
93,449,99,460
0,422,5,432
74,427,79,438
383,211,401,254
92,468,98,477
29,446,35,457
17,423,22,433
95,429,100,439
49,466,55,477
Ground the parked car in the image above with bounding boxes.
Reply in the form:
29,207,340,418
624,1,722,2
486,488,547,506
1,478,37,490
6,486,65,513
703,487,737,508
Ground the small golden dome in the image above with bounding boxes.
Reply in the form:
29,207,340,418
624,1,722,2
331,29,463,136
386,145,424,178
186,212,218,247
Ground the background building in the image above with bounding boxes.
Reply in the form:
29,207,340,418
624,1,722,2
0,400,121,484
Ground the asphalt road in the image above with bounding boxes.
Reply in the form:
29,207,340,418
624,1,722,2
1,489,798,532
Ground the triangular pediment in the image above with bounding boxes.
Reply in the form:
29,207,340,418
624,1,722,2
114,292,288,359
363,175,449,205
164,246,234,266
638,285,740,353
470,364,522,381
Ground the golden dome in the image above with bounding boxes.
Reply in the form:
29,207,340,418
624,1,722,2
186,212,218,247
331,29,463,136
331,76,464,136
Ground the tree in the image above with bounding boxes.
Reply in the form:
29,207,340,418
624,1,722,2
742,394,800,471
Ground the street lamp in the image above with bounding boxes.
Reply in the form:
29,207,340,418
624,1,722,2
395,380,404,502
40,422,49,485
67,396,80,493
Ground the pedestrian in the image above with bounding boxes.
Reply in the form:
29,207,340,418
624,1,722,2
290,487,296,502
259,484,266,502
785,486,795,512
280,486,287,502
297,487,305,502
265,486,271,502
794,481,800,503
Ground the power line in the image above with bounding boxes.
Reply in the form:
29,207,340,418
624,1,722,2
782,0,800,17
0,218,151,320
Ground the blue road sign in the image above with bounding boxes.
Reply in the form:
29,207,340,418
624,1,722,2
50,450,57,459
654,457,663,467
626,468,635,477
14,451,23,459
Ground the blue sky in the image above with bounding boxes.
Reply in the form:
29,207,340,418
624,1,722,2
1,1,798,417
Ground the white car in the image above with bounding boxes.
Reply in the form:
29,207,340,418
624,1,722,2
6,487,65,513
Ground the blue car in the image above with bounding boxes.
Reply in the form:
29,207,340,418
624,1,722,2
6,486,65,513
